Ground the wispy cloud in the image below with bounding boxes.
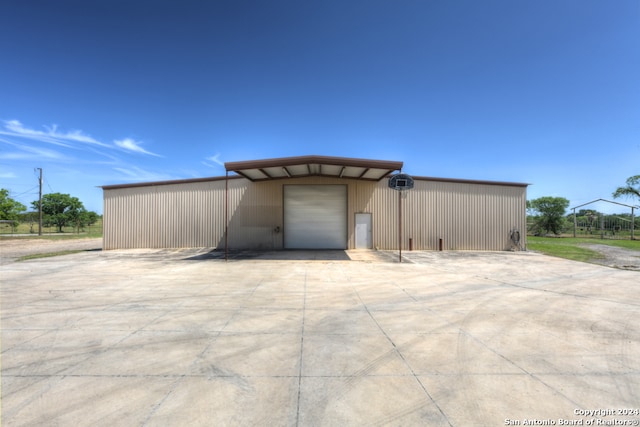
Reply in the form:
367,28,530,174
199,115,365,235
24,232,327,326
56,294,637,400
114,138,162,157
1,120,109,148
202,153,224,168
0,171,17,179
112,166,174,182
0,120,163,158
0,137,67,160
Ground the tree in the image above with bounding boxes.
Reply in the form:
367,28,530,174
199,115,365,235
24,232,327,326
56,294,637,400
613,175,640,203
31,193,85,232
528,196,570,235
84,211,99,226
0,188,27,227
70,208,99,233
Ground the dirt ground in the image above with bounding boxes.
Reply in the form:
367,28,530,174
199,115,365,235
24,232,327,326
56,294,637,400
581,243,640,270
1,237,639,270
0,238,102,263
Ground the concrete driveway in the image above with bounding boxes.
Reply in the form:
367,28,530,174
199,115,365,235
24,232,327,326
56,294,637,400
1,248,639,426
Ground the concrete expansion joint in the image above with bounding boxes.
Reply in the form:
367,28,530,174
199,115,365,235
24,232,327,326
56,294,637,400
2,245,638,426
352,287,453,426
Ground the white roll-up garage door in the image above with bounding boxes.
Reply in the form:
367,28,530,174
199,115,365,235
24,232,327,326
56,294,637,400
284,185,347,249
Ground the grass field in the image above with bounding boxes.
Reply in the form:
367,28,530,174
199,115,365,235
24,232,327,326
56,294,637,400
0,219,103,238
527,236,640,262
17,250,86,261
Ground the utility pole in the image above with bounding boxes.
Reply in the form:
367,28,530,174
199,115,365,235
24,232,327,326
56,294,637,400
37,168,43,236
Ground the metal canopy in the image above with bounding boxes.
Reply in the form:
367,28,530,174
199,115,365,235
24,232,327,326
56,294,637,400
224,155,403,182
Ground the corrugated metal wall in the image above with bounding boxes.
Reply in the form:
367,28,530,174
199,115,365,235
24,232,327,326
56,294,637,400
103,176,526,251
387,180,527,251
226,176,377,250
103,180,229,249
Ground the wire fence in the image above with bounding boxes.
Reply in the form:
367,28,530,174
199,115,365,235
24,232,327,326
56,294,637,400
528,214,637,240
572,215,636,239
0,219,103,236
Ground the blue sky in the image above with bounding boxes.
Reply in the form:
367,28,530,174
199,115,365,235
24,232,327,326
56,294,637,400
1,0,638,214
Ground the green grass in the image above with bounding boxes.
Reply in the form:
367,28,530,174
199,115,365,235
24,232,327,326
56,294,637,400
0,219,102,238
17,250,86,261
527,236,640,263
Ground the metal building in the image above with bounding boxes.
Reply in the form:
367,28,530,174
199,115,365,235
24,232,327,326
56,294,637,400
102,155,527,251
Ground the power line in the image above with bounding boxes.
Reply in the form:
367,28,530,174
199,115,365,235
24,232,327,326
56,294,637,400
11,186,39,198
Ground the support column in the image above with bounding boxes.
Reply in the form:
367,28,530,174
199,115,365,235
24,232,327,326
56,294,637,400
225,171,228,261
398,190,402,263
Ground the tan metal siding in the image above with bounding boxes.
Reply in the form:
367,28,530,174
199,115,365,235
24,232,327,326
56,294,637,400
227,177,377,250
368,182,399,250
103,175,526,251
104,180,230,249
226,179,280,249
366,179,526,251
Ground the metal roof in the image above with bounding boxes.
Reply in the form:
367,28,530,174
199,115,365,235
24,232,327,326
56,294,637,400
412,176,529,187
224,155,403,182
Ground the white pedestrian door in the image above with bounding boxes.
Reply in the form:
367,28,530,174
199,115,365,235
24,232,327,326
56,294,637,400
284,185,347,249
355,213,372,249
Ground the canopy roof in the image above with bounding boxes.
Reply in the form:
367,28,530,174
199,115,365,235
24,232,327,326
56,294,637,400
225,155,403,182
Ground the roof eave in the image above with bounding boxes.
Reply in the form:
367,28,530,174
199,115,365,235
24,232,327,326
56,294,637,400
224,155,403,182
225,155,403,172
